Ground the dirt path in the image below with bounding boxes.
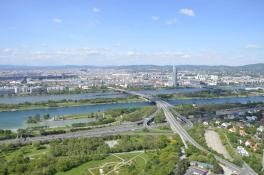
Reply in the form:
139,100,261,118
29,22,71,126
205,130,232,160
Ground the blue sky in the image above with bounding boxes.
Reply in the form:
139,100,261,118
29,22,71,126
0,0,263,66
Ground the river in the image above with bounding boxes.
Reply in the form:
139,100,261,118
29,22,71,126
0,102,152,129
0,88,203,104
0,96,264,130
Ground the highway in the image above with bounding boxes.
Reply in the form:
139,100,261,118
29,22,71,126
114,88,258,175
0,104,162,145
0,122,144,145
143,105,161,127
1,87,259,175
162,100,193,129
159,101,205,150
160,100,257,175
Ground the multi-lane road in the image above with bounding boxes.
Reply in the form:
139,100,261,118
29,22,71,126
116,88,258,175
1,87,259,175
0,122,144,145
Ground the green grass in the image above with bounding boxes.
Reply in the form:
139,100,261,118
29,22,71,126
121,127,173,136
2,144,49,161
116,153,149,175
57,113,95,120
24,145,49,158
56,155,119,175
56,152,149,175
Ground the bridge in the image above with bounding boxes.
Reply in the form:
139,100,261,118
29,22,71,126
110,87,258,175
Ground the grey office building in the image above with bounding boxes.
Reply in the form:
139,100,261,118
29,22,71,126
172,65,178,87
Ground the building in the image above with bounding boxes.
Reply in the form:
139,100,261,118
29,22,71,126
228,127,237,133
190,161,213,169
236,146,249,157
244,140,252,147
0,87,15,95
47,86,65,93
184,166,208,175
257,126,264,132
172,65,178,87
30,86,46,94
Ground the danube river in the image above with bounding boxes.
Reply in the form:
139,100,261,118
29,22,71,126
0,95,264,129
0,88,203,104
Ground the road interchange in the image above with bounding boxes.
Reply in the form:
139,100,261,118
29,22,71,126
114,88,258,175
0,87,259,175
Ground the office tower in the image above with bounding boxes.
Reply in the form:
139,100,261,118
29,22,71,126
172,65,178,87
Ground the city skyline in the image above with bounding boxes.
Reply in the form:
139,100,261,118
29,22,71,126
0,0,264,66
0,1,263,174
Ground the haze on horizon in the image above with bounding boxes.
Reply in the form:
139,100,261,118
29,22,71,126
0,0,263,66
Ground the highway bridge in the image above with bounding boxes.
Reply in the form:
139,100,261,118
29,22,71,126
1,87,258,175
111,87,258,175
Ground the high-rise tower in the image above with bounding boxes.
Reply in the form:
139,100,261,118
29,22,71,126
172,65,178,87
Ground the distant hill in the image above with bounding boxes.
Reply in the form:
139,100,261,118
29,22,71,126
0,63,263,75
115,63,264,75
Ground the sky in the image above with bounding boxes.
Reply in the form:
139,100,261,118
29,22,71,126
0,0,263,66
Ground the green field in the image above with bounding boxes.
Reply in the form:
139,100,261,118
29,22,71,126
2,144,49,161
56,151,149,175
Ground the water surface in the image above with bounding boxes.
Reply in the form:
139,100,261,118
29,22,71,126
0,102,152,129
0,88,203,104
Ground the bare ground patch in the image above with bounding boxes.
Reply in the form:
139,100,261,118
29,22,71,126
205,130,232,160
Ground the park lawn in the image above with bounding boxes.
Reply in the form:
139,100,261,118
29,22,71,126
117,153,149,175
56,152,149,175
57,113,95,120
114,152,146,161
2,144,49,161
24,145,49,158
56,154,121,175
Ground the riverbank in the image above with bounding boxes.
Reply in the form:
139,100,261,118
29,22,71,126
166,94,264,100
0,96,145,112
156,89,264,100
0,87,112,98
1,95,264,130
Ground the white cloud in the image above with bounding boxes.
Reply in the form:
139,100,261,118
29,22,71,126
151,16,160,21
153,51,190,58
89,19,100,25
52,18,63,23
245,44,261,49
1,46,263,66
0,48,13,53
179,8,195,17
165,18,178,25
92,7,100,12
126,51,142,56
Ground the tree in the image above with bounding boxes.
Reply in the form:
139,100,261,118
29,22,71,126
175,158,190,175
32,141,41,150
17,129,27,137
44,113,50,120
34,114,41,122
212,162,224,174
